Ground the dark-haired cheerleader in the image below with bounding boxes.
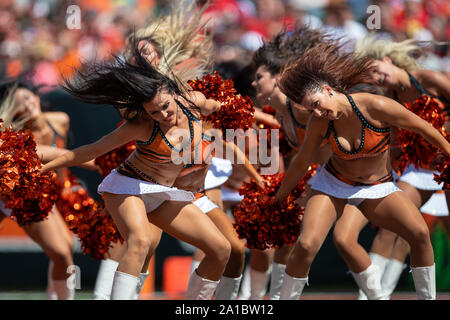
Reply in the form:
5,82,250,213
245,25,332,300
336,35,450,299
274,42,450,300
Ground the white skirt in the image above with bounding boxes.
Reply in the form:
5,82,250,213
399,165,443,191
98,169,195,213
193,196,218,214
0,199,11,218
221,186,244,202
310,166,401,206
204,157,233,190
420,192,448,216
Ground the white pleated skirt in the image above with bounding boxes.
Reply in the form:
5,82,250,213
221,186,244,202
420,192,448,216
204,157,233,190
0,199,11,217
193,196,218,214
98,169,195,213
399,165,443,191
309,166,401,206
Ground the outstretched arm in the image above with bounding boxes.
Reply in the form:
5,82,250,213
36,145,98,170
274,115,327,202
222,140,265,188
371,95,450,156
41,121,141,173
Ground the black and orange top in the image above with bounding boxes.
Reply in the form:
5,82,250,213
117,99,213,184
325,94,391,161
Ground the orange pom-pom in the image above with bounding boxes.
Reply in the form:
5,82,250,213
188,71,255,133
0,120,58,225
396,96,446,173
232,164,318,250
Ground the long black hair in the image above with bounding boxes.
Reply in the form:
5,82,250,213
62,36,193,120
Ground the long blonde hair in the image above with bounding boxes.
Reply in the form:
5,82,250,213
0,84,30,130
355,34,422,71
124,0,214,84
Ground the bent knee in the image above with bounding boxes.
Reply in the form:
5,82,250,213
127,234,153,255
46,246,73,266
333,233,354,252
296,238,320,257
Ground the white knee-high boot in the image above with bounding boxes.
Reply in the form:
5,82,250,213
279,272,308,300
215,275,242,300
190,259,201,276
381,258,407,299
351,263,386,300
93,259,119,300
269,262,286,300
133,270,150,300
53,273,75,300
110,271,140,300
357,253,389,300
186,270,219,300
238,266,251,300
249,267,271,300
46,261,57,300
411,264,436,300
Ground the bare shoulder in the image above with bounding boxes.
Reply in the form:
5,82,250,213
185,90,206,106
352,92,391,111
120,117,154,140
307,113,329,138
413,69,449,90
44,111,70,133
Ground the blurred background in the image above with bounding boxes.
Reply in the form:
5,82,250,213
0,0,449,299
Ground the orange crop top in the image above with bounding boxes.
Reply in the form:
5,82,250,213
117,100,212,183
325,94,391,161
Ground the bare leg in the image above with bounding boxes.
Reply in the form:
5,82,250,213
333,204,370,273
285,191,345,278
280,191,346,299
360,191,435,300
148,201,231,281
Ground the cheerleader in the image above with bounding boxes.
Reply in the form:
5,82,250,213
0,80,98,299
274,42,450,300
41,42,262,299
93,0,216,300
245,26,332,300
336,35,450,299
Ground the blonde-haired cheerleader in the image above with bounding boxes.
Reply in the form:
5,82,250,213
0,80,98,300
331,34,450,300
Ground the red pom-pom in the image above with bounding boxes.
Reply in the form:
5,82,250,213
188,71,255,133
76,202,124,260
0,120,58,225
55,173,124,260
232,164,318,250
433,156,450,190
396,96,446,173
